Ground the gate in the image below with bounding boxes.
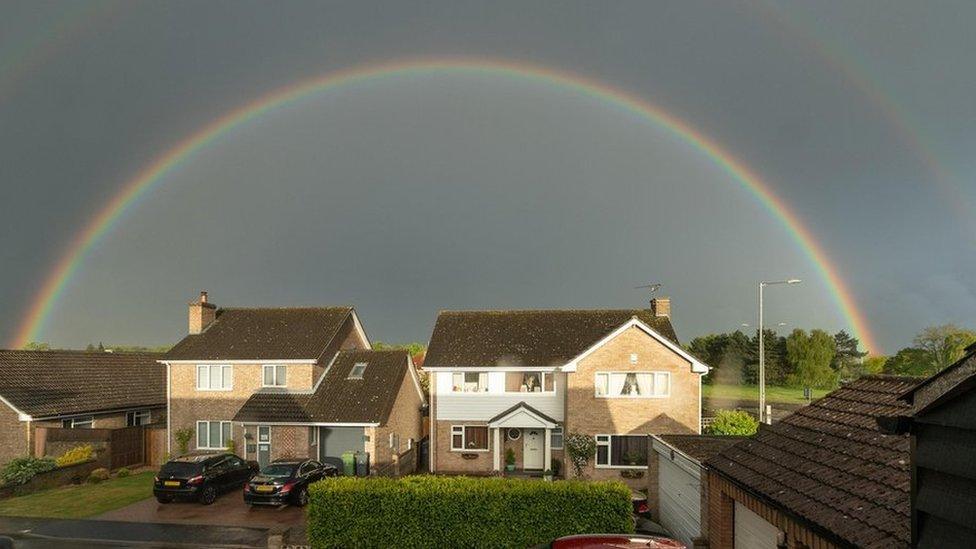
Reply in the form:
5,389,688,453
109,426,145,469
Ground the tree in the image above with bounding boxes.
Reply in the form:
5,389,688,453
706,410,759,436
913,325,976,374
23,342,51,351
745,329,788,385
884,347,930,376
786,329,838,389
862,355,888,376
832,330,868,380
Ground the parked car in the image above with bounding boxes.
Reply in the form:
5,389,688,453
154,453,259,505
244,458,338,507
541,534,685,549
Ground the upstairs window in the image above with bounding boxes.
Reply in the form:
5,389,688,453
263,365,287,387
348,362,368,379
197,365,233,391
452,372,488,393
594,372,669,398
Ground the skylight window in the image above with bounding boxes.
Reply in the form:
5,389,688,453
348,362,368,379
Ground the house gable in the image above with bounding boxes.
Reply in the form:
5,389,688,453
562,317,707,374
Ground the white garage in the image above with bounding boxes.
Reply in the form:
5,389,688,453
652,437,704,548
734,502,781,549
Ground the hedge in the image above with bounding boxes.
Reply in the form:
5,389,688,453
307,476,633,548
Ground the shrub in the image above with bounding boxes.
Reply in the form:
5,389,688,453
1,456,57,485
307,476,633,548
564,433,596,478
504,448,515,467
706,409,759,436
175,428,194,455
88,468,110,484
551,457,562,477
116,467,131,478
225,438,236,454
55,444,94,467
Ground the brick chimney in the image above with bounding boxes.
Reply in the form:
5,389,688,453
650,297,670,318
188,291,216,334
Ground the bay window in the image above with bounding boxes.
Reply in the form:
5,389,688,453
594,371,669,398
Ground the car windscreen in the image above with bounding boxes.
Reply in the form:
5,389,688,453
159,462,202,477
260,464,297,478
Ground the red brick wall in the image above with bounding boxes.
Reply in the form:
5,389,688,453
0,404,29,465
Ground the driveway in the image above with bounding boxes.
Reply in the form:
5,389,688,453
96,490,306,530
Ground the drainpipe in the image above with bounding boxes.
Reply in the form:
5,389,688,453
166,362,171,455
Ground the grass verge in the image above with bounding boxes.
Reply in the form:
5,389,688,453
704,383,829,405
0,471,154,519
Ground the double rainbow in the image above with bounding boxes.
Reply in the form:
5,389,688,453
10,57,880,354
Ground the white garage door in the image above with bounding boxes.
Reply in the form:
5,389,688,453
658,455,701,548
734,502,780,549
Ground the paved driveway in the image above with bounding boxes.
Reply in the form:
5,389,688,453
96,489,305,529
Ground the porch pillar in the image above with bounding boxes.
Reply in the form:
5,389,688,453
544,427,552,473
492,428,501,470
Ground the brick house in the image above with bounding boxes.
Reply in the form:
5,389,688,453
0,349,165,465
704,375,916,549
424,298,708,486
160,292,424,471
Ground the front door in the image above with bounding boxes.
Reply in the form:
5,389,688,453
523,429,544,470
257,426,271,468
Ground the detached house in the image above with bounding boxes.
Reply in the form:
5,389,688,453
161,292,424,471
0,349,165,465
424,298,708,485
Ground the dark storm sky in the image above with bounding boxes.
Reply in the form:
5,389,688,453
1,0,973,353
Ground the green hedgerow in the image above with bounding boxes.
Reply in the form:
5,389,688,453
1,456,57,485
706,409,759,436
307,475,633,548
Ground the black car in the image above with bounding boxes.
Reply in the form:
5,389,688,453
243,458,338,507
154,453,259,505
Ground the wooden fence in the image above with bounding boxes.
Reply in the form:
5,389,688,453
35,425,166,470
373,446,418,478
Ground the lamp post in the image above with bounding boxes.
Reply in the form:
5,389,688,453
758,279,801,424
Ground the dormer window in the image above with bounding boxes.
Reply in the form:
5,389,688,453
348,362,368,379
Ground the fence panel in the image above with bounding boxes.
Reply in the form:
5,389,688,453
109,426,145,469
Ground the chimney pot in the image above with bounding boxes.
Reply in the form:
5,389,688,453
200,291,208,304
188,291,216,334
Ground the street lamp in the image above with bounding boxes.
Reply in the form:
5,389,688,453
758,279,801,424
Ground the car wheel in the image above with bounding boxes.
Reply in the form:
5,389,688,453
295,487,309,507
199,485,217,505
156,495,173,504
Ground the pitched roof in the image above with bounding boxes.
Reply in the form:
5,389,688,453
164,307,355,361
656,434,747,464
234,349,417,425
900,346,976,414
487,401,560,426
424,309,678,368
0,349,165,418
706,376,918,549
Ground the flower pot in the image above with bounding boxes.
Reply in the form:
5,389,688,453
505,464,515,472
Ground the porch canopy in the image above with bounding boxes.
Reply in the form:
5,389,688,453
487,402,559,471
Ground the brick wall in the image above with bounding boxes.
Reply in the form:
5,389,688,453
706,470,844,549
566,325,700,486
371,365,424,468
0,403,29,466
432,420,493,473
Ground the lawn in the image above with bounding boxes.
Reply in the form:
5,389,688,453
703,383,829,405
0,471,154,519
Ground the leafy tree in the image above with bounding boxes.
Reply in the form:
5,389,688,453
706,410,759,436
786,329,838,389
913,324,976,373
23,342,51,351
745,329,788,385
862,355,888,376
884,347,930,376
832,330,868,380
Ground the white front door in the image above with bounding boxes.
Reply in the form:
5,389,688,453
523,429,544,470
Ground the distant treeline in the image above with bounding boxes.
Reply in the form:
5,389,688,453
688,324,975,389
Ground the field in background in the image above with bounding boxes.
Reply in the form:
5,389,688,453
704,383,829,405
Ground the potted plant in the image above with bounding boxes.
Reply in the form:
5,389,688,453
543,469,553,481
504,448,516,472
551,458,562,478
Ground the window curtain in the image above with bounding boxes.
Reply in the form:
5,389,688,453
609,373,627,396
465,426,488,450
610,435,648,466
654,373,669,396
635,373,653,396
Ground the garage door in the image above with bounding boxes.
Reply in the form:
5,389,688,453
734,502,779,549
658,456,701,548
319,427,364,461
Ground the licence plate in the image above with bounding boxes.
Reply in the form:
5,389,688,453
163,481,180,487
255,485,275,493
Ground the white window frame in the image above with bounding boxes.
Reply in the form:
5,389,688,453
348,362,368,379
62,416,94,429
550,427,564,450
196,365,233,391
389,433,400,451
450,425,489,452
126,409,151,426
594,371,670,399
506,372,556,394
595,434,648,469
262,365,287,387
451,372,489,393
196,420,232,450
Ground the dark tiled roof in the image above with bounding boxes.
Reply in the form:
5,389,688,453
424,309,678,368
235,350,416,424
657,434,746,463
706,376,918,549
901,348,976,414
0,350,164,418
164,307,354,361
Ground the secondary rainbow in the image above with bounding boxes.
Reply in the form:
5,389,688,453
10,56,881,354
